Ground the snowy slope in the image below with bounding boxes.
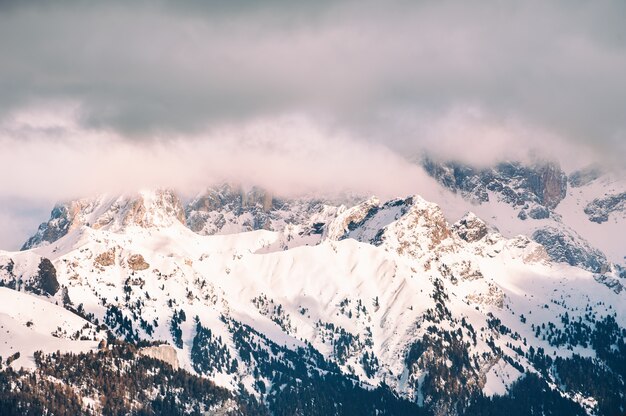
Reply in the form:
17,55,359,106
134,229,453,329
419,159,626,286
0,287,102,370
2,187,624,414
556,173,626,264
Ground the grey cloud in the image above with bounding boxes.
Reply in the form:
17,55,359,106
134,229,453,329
0,197,51,251
0,0,625,162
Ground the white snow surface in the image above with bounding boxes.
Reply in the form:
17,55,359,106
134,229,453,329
0,288,100,370
1,187,624,406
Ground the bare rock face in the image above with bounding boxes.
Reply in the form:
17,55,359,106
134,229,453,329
569,165,603,188
36,258,60,296
13,257,60,297
1,255,61,297
532,227,609,273
381,197,453,257
138,345,179,370
94,248,116,267
127,254,149,271
93,189,186,230
593,274,624,294
421,157,568,215
189,184,274,214
186,184,275,234
22,189,187,250
453,213,488,243
532,162,568,209
325,197,381,241
186,183,332,236
21,200,94,250
323,195,454,259
584,192,626,224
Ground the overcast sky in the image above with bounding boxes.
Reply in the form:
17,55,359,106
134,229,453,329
1,0,625,249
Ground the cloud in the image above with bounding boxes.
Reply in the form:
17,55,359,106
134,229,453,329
378,105,601,170
0,108,451,248
0,198,49,252
0,1,624,163
1,1,625,249
0,108,441,200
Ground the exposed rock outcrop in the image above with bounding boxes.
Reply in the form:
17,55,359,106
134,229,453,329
35,258,60,296
593,274,624,294
584,192,626,224
21,201,91,250
94,248,116,267
568,165,603,188
127,254,150,271
421,157,567,216
1,255,60,296
453,213,488,243
92,189,186,230
325,197,381,241
531,162,568,209
532,227,609,273
139,344,179,370
22,190,186,250
186,183,335,236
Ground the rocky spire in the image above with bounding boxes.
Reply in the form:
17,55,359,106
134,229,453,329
22,189,185,250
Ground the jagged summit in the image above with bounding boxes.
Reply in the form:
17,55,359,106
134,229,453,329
453,212,489,243
421,156,568,217
22,160,624,279
4,182,625,415
418,156,625,275
22,189,185,250
24,183,359,251
186,183,334,236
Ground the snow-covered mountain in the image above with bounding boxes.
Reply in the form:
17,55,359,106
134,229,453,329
21,190,186,250
421,157,625,274
2,170,625,415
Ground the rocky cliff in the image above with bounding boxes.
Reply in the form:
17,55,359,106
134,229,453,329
421,157,568,218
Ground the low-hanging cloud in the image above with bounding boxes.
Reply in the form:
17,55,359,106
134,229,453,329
0,110,448,249
1,0,626,249
0,110,436,199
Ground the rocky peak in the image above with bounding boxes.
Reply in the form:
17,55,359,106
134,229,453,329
22,199,98,250
453,212,488,243
420,156,568,217
187,184,275,215
22,189,185,250
93,189,186,230
324,196,381,241
186,183,335,236
568,165,604,188
324,195,454,257
529,161,568,209
381,196,452,254
186,184,277,234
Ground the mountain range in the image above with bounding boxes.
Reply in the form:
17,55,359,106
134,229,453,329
1,158,624,416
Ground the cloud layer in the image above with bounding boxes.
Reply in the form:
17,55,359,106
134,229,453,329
0,111,447,249
1,1,625,156
1,0,626,248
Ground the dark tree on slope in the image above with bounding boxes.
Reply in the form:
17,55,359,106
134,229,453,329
191,316,238,375
170,308,186,349
0,341,267,416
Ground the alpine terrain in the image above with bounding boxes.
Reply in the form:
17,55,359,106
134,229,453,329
1,162,624,416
